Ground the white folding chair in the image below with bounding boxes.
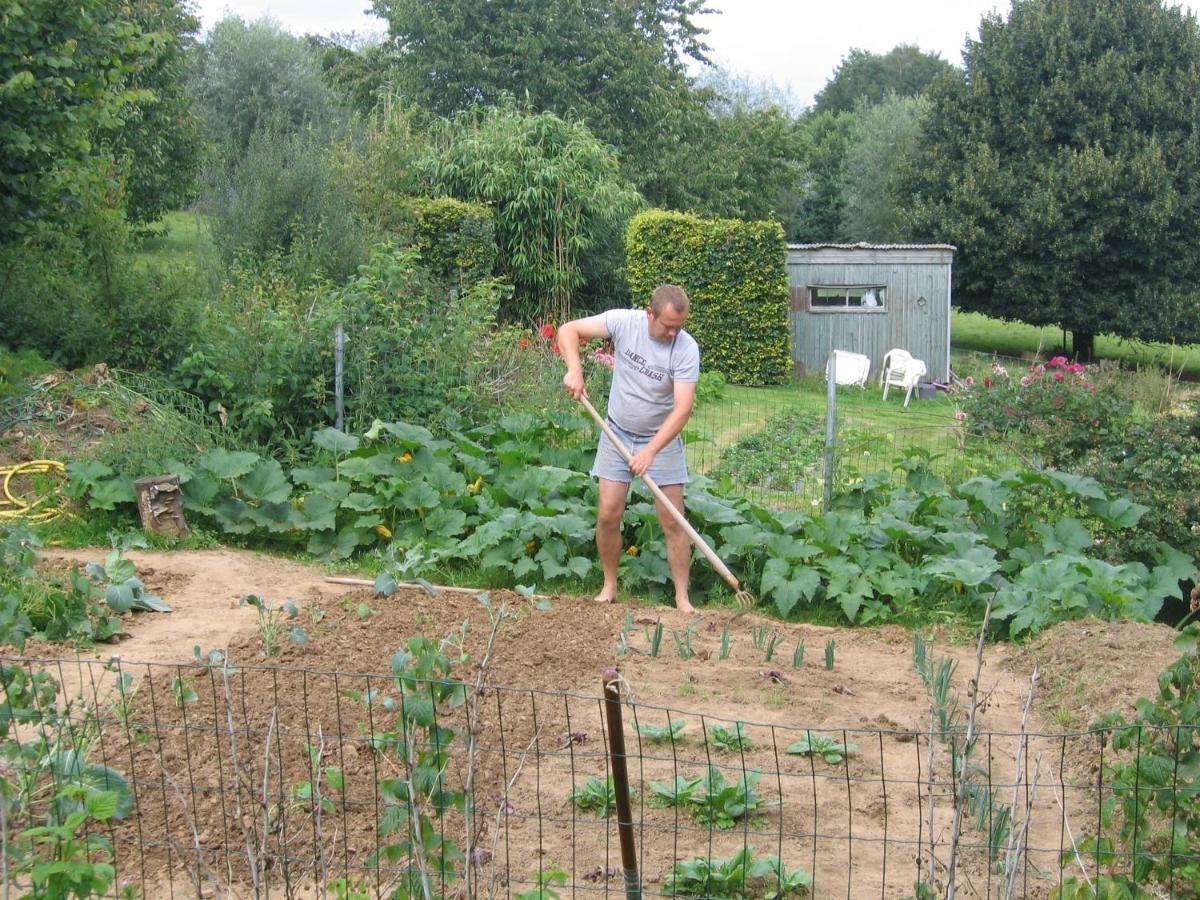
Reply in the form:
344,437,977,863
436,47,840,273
880,349,927,407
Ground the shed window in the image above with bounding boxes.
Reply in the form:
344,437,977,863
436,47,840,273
808,285,886,312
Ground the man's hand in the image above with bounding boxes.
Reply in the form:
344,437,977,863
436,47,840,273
628,446,656,476
562,368,588,400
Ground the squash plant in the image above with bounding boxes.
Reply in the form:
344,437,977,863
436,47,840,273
63,413,1195,639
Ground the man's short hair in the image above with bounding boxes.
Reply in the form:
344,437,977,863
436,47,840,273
650,284,689,316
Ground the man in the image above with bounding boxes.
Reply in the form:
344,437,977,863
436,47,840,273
558,284,700,613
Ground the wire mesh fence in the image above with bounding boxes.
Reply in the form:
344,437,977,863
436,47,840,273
3,655,1195,898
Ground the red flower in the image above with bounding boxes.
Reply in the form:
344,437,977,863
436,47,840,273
540,324,555,339
983,377,993,388
1054,395,1064,407
550,340,561,356
518,340,530,349
1052,371,1065,381
1048,356,1068,367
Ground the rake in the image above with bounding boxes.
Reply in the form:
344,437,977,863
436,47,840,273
578,394,756,610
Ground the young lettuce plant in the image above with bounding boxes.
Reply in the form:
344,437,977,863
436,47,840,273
632,718,685,745
706,721,754,753
569,775,633,818
786,731,858,765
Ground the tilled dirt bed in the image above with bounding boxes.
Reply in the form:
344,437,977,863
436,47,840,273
12,548,1182,898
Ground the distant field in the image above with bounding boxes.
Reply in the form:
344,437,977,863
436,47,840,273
135,210,213,265
952,309,1200,377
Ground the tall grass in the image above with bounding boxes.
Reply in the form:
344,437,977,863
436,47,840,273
952,310,1200,377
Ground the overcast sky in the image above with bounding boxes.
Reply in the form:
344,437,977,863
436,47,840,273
191,1,1197,109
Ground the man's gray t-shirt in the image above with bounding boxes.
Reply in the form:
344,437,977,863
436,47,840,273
602,308,700,436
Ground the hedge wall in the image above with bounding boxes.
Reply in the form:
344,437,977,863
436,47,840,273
382,197,498,285
625,209,790,385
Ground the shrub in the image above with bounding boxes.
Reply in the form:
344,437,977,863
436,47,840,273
958,356,1131,464
206,125,364,281
375,197,497,285
625,209,790,386
0,169,207,371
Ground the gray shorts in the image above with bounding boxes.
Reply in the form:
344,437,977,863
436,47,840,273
590,419,689,485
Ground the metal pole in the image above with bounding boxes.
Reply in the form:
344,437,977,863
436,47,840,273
334,322,345,432
824,350,836,511
602,667,641,899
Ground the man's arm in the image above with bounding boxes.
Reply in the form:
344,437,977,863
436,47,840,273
558,314,610,400
628,380,697,476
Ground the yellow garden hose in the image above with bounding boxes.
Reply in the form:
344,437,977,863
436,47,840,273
0,460,66,522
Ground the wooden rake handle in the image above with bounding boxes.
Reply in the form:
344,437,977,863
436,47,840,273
578,394,742,594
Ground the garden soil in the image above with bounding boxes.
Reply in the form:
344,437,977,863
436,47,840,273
21,547,1184,899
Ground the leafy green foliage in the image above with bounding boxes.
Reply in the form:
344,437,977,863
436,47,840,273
690,766,766,829
626,209,791,386
369,635,469,895
513,866,569,900
814,45,954,115
424,104,642,322
786,732,858,765
0,525,159,646
0,0,160,240
1,665,132,899
632,719,686,745
903,0,1200,350
369,197,497,284
959,358,1130,459
788,109,854,243
707,722,754,753
240,595,305,656
1055,626,1200,895
106,0,203,224
648,774,705,808
369,0,708,209
838,93,928,242
710,409,825,494
68,407,1190,636
206,124,363,279
569,775,629,818
190,16,340,166
664,845,811,898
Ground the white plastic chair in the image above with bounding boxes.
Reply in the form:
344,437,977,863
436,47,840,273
880,349,927,407
825,350,871,388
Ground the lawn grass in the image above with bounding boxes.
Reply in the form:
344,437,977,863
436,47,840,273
952,309,1200,376
134,210,213,266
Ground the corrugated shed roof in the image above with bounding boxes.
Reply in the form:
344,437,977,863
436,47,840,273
788,242,956,251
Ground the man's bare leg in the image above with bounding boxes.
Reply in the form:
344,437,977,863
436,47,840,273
655,484,695,614
594,478,629,602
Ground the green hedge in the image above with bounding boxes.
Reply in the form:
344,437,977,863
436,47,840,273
625,209,790,385
380,197,498,284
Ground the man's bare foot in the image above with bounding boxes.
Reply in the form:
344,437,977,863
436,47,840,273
594,591,616,603
675,599,696,614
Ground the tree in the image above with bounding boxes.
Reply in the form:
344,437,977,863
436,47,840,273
190,17,341,165
902,0,1200,358
107,0,203,224
813,44,955,115
685,70,806,225
0,0,157,239
370,0,712,207
307,33,398,116
789,110,855,242
424,105,643,321
839,94,927,241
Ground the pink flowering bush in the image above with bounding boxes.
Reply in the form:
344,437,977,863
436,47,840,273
958,357,1130,465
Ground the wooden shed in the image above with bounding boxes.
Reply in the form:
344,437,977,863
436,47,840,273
786,243,955,383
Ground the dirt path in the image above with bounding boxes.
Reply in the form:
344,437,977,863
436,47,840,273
42,547,352,665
